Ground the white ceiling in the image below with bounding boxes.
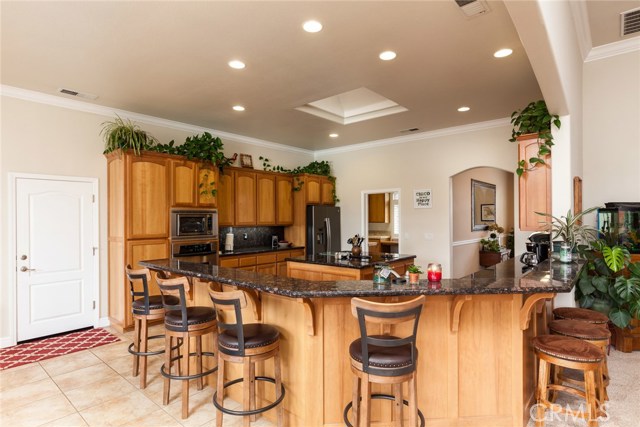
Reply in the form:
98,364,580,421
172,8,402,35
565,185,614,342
1,1,637,151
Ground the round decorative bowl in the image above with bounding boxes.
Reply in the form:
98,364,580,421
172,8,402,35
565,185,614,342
278,242,290,248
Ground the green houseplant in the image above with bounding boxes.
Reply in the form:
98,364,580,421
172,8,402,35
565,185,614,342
101,115,158,155
576,239,640,328
536,206,600,258
407,265,423,285
509,100,561,177
479,223,504,267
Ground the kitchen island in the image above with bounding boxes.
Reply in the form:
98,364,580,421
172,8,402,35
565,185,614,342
286,252,416,280
139,258,582,427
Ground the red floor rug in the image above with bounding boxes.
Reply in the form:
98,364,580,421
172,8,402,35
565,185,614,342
0,328,121,371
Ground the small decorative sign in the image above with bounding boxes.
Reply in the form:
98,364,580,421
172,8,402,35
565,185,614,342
413,189,432,208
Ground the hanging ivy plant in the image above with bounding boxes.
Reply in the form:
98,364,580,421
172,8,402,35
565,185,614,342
509,100,561,177
149,132,234,171
259,157,339,203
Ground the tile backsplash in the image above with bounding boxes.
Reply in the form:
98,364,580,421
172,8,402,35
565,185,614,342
219,226,285,250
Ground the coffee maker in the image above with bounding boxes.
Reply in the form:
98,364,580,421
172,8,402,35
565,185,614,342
523,232,550,264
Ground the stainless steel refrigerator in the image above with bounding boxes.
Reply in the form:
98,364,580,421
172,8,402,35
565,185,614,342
306,205,341,256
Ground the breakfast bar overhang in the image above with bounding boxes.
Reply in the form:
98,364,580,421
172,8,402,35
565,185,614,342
139,258,583,427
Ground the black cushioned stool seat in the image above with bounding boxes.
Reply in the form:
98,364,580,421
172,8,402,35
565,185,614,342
210,289,285,427
531,335,605,427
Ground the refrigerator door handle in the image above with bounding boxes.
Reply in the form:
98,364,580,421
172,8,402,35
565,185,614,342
325,217,331,253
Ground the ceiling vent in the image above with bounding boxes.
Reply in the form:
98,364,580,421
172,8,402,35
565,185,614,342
621,7,640,36
454,0,490,18
58,87,98,100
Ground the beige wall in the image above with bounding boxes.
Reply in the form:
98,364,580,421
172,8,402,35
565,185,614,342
316,124,518,277
0,94,313,342
451,167,514,278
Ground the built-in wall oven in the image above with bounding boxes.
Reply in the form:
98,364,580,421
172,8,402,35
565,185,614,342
170,208,218,265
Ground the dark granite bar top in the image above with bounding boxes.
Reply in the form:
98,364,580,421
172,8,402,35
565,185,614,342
139,257,582,299
287,253,416,270
219,245,305,257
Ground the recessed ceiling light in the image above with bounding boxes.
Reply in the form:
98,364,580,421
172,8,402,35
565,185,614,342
329,133,339,138
232,105,245,112
457,106,471,112
228,60,246,69
303,20,323,33
493,48,513,58
379,51,397,61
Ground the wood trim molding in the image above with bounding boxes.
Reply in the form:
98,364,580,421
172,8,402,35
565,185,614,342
519,293,555,330
450,295,472,332
243,289,262,321
297,298,315,336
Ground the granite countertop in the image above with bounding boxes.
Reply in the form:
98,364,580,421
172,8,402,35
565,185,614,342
139,257,582,299
288,253,416,270
219,245,305,256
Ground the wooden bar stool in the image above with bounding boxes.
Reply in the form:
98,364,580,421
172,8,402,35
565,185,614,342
553,307,609,324
209,289,285,427
157,275,218,419
126,265,178,389
344,296,426,427
548,319,611,400
532,335,605,427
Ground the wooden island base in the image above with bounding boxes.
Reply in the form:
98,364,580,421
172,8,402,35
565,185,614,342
193,284,550,427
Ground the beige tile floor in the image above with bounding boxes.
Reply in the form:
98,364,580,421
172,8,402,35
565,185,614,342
0,325,275,427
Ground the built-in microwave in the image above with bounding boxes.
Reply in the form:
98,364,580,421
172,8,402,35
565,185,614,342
170,208,218,239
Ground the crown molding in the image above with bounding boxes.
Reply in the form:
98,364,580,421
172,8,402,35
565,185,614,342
585,37,640,62
0,85,313,155
569,0,592,61
313,117,511,157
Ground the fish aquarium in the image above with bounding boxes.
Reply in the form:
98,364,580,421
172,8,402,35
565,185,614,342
597,202,640,254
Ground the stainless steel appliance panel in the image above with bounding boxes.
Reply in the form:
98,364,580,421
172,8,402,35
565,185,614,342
306,205,341,256
170,208,218,239
170,239,219,265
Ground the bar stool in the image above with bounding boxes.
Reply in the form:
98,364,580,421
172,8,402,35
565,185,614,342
157,275,218,419
532,335,605,427
344,296,426,427
125,265,178,389
209,289,285,427
553,307,609,324
548,319,611,400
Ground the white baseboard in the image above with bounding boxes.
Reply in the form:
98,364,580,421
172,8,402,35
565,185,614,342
0,336,17,349
96,317,111,328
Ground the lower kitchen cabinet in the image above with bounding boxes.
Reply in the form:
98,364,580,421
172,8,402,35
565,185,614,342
220,249,304,277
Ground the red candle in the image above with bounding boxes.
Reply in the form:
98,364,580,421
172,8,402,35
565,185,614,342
427,263,442,282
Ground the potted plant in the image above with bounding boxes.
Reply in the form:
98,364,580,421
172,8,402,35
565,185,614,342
479,223,504,267
407,265,423,284
577,239,640,334
101,115,158,155
509,100,561,177
536,206,600,262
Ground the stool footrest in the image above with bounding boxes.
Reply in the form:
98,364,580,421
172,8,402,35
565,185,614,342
343,393,425,427
160,351,217,381
128,334,169,357
212,376,285,417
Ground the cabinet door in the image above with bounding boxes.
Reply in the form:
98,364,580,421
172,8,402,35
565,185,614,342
197,163,218,207
518,135,551,231
218,169,235,226
170,160,197,207
320,177,335,205
127,155,169,239
257,172,276,225
235,171,257,226
256,263,277,275
276,175,293,225
368,193,389,223
305,175,321,205
125,238,169,328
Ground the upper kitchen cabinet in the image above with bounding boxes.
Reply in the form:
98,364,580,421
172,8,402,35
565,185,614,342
303,174,321,204
320,176,335,206
217,168,235,226
276,175,294,225
368,193,389,223
257,172,276,225
235,170,257,226
170,159,197,207
196,163,218,207
518,134,551,231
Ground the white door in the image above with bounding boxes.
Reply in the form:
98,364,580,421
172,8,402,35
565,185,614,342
16,177,97,341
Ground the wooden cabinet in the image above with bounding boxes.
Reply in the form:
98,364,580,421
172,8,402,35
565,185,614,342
518,134,551,231
196,163,217,207
257,173,276,225
217,169,235,226
320,176,335,205
368,238,381,254
304,174,321,204
235,170,257,226
220,249,304,277
368,193,389,223
170,159,197,207
107,150,171,331
276,175,293,225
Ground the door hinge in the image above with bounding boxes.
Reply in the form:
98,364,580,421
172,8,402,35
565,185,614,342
93,301,96,310
93,247,98,256
92,194,96,203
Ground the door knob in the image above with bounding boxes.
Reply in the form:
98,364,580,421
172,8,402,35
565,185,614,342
20,266,35,272
20,254,27,260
